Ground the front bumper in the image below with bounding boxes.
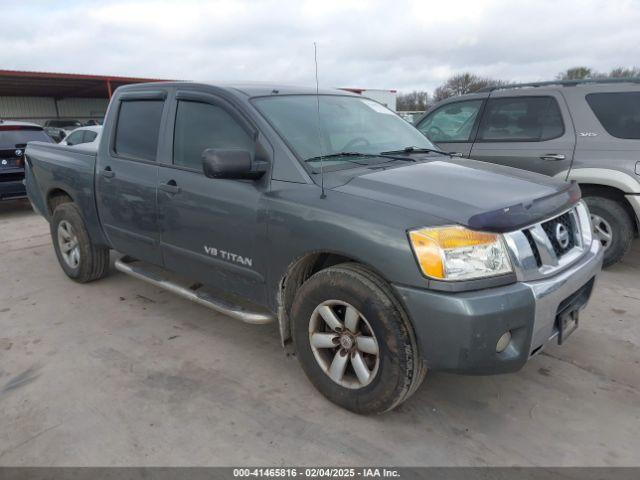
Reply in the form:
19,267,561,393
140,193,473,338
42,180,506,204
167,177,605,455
393,239,603,375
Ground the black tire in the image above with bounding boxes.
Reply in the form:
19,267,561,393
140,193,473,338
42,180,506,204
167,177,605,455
291,263,426,414
50,203,110,283
584,196,633,268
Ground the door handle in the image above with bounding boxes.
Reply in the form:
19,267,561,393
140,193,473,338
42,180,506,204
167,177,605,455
102,166,115,178
159,180,181,195
449,152,464,157
540,154,566,161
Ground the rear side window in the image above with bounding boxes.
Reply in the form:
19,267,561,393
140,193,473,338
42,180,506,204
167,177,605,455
173,101,254,170
84,131,98,143
65,131,85,146
417,100,483,143
0,126,51,148
114,100,164,161
586,92,640,139
477,96,564,142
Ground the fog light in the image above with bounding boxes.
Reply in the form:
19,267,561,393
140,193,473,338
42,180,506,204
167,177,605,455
496,331,512,353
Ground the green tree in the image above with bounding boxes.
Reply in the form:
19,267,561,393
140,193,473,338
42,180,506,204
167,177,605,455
556,66,594,80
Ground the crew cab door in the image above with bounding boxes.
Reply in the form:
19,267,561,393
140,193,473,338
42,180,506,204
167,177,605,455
95,91,168,265
469,91,575,177
156,90,268,304
415,96,486,157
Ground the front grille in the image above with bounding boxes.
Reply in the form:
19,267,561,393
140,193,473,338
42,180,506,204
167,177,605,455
522,229,542,267
541,212,576,258
504,203,590,281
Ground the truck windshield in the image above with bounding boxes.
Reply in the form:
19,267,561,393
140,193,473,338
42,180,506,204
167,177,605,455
253,95,436,170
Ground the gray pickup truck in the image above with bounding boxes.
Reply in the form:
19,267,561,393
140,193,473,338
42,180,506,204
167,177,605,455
25,82,603,413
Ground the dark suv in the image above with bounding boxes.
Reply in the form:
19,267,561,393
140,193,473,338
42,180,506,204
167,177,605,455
416,79,640,266
0,120,53,200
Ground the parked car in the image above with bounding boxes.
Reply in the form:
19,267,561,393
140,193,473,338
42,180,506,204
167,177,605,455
0,120,53,200
25,82,603,414
44,119,83,142
415,79,640,267
59,126,102,148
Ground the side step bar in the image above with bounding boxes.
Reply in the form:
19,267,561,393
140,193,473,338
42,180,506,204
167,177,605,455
114,256,274,325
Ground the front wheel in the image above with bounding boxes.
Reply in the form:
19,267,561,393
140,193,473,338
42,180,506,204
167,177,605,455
584,196,633,268
291,263,426,414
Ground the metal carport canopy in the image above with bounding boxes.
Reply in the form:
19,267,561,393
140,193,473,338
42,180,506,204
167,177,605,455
0,69,170,98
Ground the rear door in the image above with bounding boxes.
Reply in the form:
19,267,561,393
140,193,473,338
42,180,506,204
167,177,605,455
95,90,168,265
470,91,575,177
415,96,486,157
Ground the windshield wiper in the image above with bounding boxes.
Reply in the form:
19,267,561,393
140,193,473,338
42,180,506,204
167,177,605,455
380,146,450,157
303,152,374,163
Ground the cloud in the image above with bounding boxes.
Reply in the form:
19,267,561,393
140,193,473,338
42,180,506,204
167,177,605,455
1,0,639,93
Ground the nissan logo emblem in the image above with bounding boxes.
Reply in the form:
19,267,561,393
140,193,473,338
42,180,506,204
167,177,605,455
555,223,570,249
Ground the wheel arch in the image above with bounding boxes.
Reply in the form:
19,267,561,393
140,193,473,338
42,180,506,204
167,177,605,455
554,168,639,235
46,188,75,216
579,184,639,236
276,250,391,350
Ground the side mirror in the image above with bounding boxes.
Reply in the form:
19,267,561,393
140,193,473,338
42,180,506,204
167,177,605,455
202,148,264,180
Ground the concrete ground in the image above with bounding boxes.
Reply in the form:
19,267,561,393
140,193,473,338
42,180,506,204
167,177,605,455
0,199,639,467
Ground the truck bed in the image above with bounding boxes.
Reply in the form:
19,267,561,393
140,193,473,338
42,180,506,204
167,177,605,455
25,142,107,246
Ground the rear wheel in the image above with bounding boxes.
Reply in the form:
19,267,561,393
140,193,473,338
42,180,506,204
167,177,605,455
291,263,426,414
584,196,633,267
51,203,110,282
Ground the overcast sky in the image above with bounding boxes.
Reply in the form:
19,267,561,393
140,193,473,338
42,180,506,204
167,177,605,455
2,0,639,93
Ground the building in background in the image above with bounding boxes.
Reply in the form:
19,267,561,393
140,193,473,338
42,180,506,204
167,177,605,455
0,71,400,129
340,88,397,111
0,70,167,126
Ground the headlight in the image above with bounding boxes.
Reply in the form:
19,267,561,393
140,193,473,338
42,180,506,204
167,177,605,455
408,226,513,281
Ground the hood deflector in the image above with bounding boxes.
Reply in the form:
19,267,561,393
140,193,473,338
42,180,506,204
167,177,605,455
467,181,581,233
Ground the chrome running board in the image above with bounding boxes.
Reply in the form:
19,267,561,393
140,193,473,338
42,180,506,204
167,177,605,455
114,256,274,325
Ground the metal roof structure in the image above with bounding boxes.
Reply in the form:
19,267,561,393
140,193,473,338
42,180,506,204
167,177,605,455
0,69,170,98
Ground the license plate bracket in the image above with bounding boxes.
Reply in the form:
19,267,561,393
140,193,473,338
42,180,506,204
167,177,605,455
556,308,579,345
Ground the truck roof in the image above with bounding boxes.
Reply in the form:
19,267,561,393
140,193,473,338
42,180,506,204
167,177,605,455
115,81,359,98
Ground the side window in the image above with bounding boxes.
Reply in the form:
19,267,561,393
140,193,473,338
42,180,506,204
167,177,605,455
84,131,98,143
586,92,640,139
477,96,564,142
65,131,84,145
418,100,483,142
114,100,164,161
173,100,254,170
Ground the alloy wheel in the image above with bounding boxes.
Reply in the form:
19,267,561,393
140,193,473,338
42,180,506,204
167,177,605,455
308,300,380,389
57,220,81,268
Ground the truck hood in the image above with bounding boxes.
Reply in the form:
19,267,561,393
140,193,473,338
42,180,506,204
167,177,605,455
332,158,580,232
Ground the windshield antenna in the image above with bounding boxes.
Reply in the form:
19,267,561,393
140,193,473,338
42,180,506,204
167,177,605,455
313,42,326,199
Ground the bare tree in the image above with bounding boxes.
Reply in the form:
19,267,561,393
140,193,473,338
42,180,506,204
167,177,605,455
432,73,508,102
396,90,429,111
608,66,640,78
556,66,640,81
